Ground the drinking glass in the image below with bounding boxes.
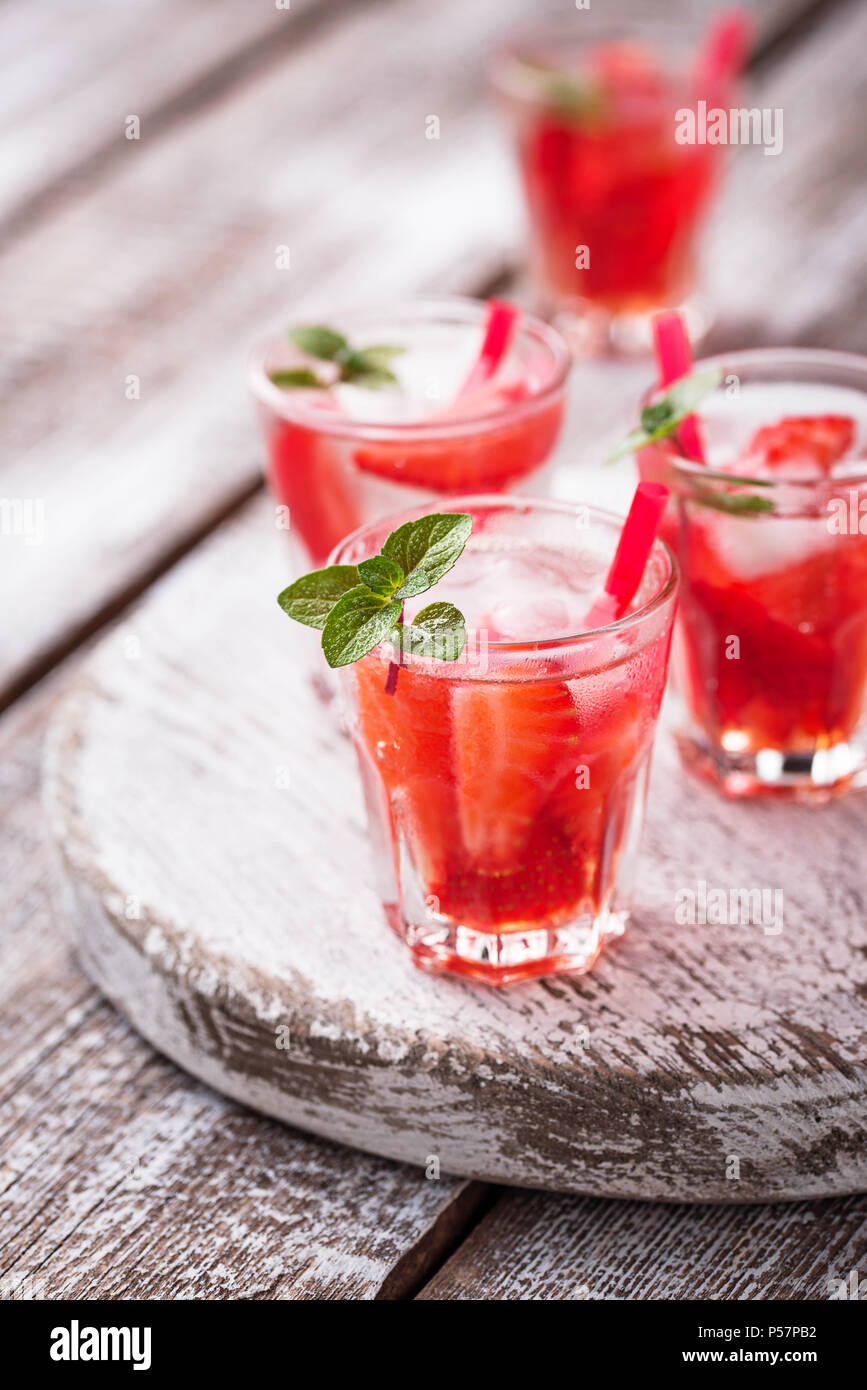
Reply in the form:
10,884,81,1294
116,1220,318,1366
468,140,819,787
491,23,734,354
332,495,678,984
638,347,867,800
250,298,571,569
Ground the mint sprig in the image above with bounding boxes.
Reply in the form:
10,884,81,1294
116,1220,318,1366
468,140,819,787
605,367,723,464
605,368,777,515
507,58,605,123
269,323,406,393
690,488,775,516
277,513,472,670
689,472,775,516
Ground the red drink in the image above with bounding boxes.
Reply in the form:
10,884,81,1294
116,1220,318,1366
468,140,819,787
638,349,867,799
250,299,570,569
332,497,677,984
492,32,732,353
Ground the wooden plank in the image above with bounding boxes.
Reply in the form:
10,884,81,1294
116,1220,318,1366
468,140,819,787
417,1189,867,1299
0,660,487,1300
0,0,846,708
0,0,812,232
43,492,867,1205
702,0,867,350
0,0,538,709
0,0,330,232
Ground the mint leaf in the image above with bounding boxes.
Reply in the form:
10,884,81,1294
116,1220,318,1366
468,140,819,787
321,587,402,668
340,345,406,385
642,400,675,432
605,426,649,463
606,367,722,463
342,367,399,390
540,75,603,121
702,472,773,488
289,325,348,361
639,368,722,432
277,565,359,630
393,602,467,661
509,59,606,123
383,513,473,600
691,487,775,516
339,346,403,389
269,368,325,389
357,555,404,599
352,345,405,369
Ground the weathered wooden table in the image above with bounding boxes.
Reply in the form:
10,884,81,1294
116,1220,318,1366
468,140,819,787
2,0,866,1299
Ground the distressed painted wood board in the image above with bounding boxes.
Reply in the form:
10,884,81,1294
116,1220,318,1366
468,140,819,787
0,655,485,1301
417,1190,867,1299
0,0,329,231
44,495,867,1205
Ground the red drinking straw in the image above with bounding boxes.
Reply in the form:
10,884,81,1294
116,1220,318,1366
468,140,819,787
694,9,754,89
583,482,670,630
456,298,521,399
652,310,706,463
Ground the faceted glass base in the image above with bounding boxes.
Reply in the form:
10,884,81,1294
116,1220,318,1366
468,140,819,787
550,293,711,360
676,728,867,804
388,905,628,986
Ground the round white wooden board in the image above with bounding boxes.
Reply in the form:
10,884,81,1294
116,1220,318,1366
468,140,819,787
43,505,867,1202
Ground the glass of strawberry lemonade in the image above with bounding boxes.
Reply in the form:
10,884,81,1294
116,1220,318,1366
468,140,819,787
250,298,571,569
637,348,867,800
329,496,677,984
490,16,746,354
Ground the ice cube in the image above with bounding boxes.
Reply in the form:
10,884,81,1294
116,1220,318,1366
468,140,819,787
699,511,832,581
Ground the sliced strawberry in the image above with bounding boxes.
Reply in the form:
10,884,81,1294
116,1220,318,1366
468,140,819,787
352,395,564,492
451,674,580,867
446,679,648,921
352,659,455,885
740,415,855,478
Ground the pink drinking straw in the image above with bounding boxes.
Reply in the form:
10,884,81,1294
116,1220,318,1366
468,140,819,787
583,482,670,630
456,299,521,400
652,311,706,463
694,9,754,91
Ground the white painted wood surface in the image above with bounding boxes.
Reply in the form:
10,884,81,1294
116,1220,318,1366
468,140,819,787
0,0,326,230
418,1189,867,1299
45,494,867,1204
0,663,484,1300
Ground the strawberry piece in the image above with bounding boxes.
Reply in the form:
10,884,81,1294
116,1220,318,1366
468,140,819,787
450,675,581,867
445,678,648,923
740,415,855,478
352,659,455,885
351,396,564,491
